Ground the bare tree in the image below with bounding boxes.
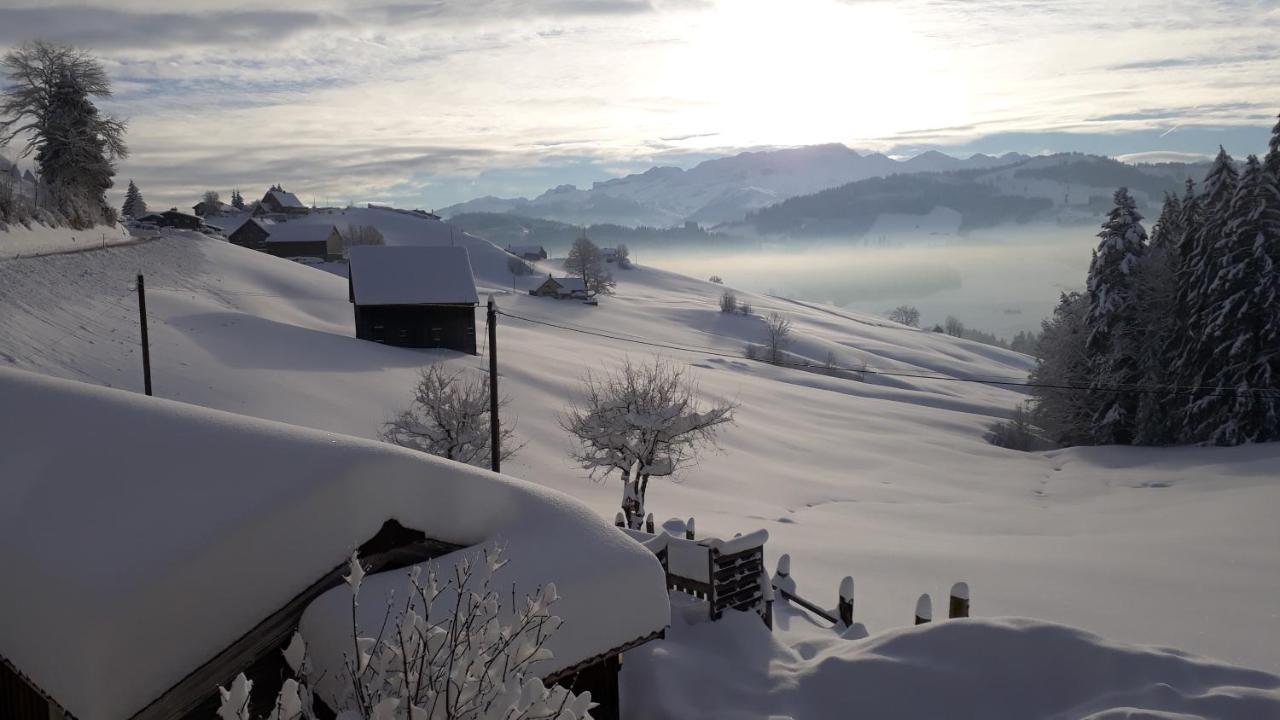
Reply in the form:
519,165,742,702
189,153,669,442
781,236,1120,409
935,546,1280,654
944,315,966,337
764,312,792,365
381,365,519,467
719,289,737,313
560,357,736,525
201,189,221,205
343,224,384,257
565,233,615,296
708,275,724,284
887,305,920,327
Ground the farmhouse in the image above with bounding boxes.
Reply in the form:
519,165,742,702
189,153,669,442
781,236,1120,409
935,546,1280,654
348,245,479,352
0,367,669,720
228,219,344,260
506,244,548,261
192,199,236,217
139,208,203,230
530,274,589,299
258,185,309,215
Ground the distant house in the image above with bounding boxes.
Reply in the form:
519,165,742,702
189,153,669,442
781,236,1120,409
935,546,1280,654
228,219,343,260
192,199,236,217
506,244,548,261
602,247,618,263
348,245,479,352
531,274,589,300
259,186,309,215
140,208,203,230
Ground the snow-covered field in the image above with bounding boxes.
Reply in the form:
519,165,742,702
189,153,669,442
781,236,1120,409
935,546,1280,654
0,220,134,258
1,209,1277,709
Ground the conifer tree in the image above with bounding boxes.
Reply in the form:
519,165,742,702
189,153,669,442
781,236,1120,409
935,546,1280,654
120,178,145,219
1084,187,1147,444
1029,291,1092,445
1174,148,1239,442
231,188,245,210
1132,192,1183,444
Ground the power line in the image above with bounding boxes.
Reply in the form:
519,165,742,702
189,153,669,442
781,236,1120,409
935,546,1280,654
494,309,1280,399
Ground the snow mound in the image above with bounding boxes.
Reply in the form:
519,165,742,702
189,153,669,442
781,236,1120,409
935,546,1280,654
0,366,668,720
624,611,1280,720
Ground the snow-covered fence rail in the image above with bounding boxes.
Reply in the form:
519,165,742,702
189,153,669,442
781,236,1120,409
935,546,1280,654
622,523,770,624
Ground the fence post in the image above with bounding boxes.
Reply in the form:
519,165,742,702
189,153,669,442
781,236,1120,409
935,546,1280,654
915,594,932,625
838,576,854,627
645,513,655,534
949,582,970,619
761,574,775,630
776,553,790,579
685,517,696,540
614,512,625,528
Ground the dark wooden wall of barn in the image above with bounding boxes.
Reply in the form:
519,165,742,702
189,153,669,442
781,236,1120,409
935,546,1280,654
266,241,329,259
555,654,621,720
1,659,52,720
354,304,477,354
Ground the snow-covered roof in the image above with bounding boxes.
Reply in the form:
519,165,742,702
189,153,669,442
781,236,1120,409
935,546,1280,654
506,244,546,255
349,245,480,305
266,189,305,208
0,367,669,719
553,276,587,293
264,222,338,244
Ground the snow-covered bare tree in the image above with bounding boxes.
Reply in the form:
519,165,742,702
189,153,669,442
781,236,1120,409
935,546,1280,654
1085,187,1147,445
217,548,593,720
121,179,145,219
202,189,221,206
565,234,615,296
382,365,519,467
1029,291,1092,445
887,305,920,327
764,312,792,364
944,316,965,337
560,357,736,525
344,224,385,257
0,41,127,228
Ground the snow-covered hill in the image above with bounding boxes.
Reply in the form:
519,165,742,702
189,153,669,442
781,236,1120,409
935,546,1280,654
1,211,1277,682
440,145,1029,227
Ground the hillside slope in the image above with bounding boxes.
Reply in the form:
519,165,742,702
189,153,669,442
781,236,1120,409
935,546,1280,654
1,217,1277,675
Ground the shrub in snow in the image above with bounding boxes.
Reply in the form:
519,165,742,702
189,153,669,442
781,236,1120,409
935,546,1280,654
737,301,751,316
708,275,723,284
217,548,594,720
986,404,1050,451
561,357,736,526
719,290,737,314
764,313,792,365
381,364,521,468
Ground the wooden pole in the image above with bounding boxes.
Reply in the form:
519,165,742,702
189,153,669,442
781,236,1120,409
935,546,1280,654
949,582,970,619
685,517,696,540
915,593,932,625
487,295,500,473
644,513,654,534
137,274,152,396
838,576,854,627
614,512,626,528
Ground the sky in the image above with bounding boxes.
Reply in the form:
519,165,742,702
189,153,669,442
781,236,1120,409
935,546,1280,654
0,0,1277,210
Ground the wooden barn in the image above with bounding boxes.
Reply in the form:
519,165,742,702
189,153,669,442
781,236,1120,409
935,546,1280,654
228,220,344,260
530,274,589,299
506,244,548,261
227,217,272,250
0,366,671,720
139,208,203,230
348,245,479,353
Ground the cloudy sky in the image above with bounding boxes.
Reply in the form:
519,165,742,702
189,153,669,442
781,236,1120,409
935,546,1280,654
1,0,1278,209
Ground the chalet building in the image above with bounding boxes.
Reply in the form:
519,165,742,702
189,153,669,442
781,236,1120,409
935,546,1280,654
139,208,203,230
530,274,589,299
228,219,344,260
258,186,309,216
348,245,479,353
0,366,670,720
192,199,236,217
506,244,548,261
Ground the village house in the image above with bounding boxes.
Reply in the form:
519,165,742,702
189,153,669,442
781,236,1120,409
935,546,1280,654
0,366,670,720
191,199,236,217
258,185,310,216
228,219,344,260
530,274,589,300
506,244,548,261
348,245,479,352
138,208,203,230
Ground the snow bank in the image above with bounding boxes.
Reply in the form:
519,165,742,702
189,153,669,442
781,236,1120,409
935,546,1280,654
623,611,1280,719
0,367,668,719
0,221,132,257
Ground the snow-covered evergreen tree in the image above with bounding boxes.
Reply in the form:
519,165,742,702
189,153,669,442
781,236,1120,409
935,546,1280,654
1029,291,1092,445
231,188,245,210
1132,192,1183,444
1174,148,1239,442
1084,187,1147,445
121,179,145,219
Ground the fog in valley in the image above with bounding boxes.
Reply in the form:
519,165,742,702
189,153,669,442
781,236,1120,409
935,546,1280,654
644,223,1101,341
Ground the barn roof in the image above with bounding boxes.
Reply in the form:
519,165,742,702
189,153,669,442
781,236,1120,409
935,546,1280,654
0,367,669,720
264,222,338,244
506,244,546,255
265,189,305,209
552,276,588,293
349,245,479,306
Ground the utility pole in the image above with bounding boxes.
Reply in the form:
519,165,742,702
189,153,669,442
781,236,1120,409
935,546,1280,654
136,273,152,396
487,295,500,473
